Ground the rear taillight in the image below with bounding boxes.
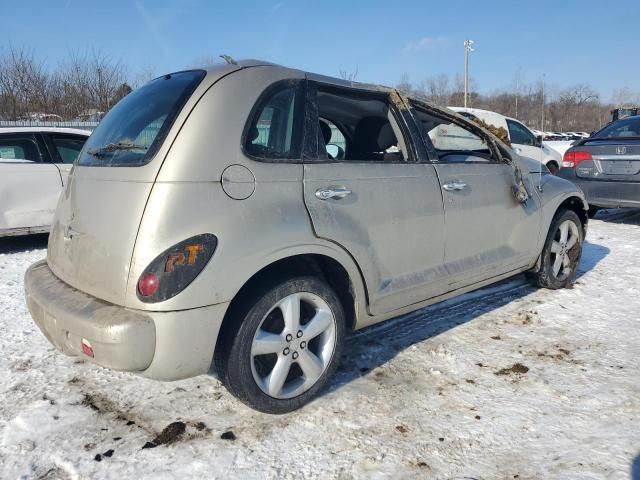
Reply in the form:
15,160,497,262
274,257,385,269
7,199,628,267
562,150,592,168
136,234,217,302
138,273,159,297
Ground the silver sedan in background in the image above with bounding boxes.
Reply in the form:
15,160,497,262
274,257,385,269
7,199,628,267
560,115,640,217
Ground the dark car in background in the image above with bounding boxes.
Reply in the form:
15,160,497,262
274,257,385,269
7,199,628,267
559,115,640,217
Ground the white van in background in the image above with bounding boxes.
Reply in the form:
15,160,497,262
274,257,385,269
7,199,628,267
449,107,562,174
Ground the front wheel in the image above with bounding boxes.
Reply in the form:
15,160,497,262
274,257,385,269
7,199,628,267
528,209,584,289
216,277,345,414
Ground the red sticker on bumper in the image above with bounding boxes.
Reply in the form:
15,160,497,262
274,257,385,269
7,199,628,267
81,339,94,358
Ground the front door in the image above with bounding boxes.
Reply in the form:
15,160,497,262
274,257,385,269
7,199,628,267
302,82,447,315
410,102,541,288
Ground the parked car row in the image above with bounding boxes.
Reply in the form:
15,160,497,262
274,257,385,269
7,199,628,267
22,61,588,413
541,132,589,141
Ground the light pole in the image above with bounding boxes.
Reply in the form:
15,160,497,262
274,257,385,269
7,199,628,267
541,74,546,131
463,39,474,107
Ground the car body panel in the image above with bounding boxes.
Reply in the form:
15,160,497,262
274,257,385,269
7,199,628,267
0,161,62,232
303,162,447,315
433,161,541,288
26,62,588,382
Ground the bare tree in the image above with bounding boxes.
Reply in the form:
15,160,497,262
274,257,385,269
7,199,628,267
0,45,56,119
339,68,359,82
56,49,127,119
417,73,451,105
395,73,414,94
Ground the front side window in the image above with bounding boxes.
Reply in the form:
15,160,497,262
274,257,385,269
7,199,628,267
412,105,495,163
78,70,205,167
0,135,42,163
50,134,87,164
245,84,301,160
507,119,535,146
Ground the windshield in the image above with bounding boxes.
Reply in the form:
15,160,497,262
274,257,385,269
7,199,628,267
593,116,640,140
78,70,205,166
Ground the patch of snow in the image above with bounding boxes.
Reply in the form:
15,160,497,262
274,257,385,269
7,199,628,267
1,211,639,478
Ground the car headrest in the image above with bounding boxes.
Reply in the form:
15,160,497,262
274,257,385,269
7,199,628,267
377,122,396,150
352,117,390,153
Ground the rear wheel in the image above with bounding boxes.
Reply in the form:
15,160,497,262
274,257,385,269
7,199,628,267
216,277,345,414
528,209,583,289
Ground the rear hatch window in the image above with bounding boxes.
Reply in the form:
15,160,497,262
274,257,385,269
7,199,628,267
78,70,205,167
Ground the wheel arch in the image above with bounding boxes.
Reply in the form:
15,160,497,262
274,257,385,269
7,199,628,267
213,249,366,366
557,195,588,232
533,192,588,271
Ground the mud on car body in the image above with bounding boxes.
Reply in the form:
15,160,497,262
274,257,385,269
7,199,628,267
25,60,588,413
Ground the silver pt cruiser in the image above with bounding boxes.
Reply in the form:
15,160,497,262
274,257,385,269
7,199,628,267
24,60,588,413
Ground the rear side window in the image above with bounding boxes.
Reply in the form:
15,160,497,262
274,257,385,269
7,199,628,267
0,134,42,163
78,70,205,167
245,82,302,160
50,134,87,164
507,119,535,146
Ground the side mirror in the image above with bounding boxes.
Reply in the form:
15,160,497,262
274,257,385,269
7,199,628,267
535,135,543,148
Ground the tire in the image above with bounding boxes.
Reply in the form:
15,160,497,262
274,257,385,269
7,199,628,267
528,209,584,289
546,161,559,175
587,206,600,219
215,276,345,414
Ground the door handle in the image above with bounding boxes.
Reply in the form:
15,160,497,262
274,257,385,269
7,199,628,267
315,186,352,200
442,181,467,192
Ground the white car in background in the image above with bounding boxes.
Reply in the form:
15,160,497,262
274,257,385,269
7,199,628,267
0,127,90,236
449,107,562,174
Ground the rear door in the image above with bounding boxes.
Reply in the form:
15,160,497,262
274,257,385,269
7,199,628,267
410,102,541,288
0,132,62,232
302,83,447,315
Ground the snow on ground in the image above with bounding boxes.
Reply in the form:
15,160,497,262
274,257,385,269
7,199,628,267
1,210,639,480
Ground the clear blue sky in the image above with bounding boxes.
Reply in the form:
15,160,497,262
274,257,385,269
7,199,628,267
2,0,638,100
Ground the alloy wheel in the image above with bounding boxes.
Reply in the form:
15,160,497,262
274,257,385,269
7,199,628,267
250,292,337,399
550,219,580,280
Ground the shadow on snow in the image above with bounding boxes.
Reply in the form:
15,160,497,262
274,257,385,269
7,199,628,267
324,239,609,396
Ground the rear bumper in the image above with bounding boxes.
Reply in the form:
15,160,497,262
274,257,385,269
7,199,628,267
25,260,229,380
558,168,640,209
